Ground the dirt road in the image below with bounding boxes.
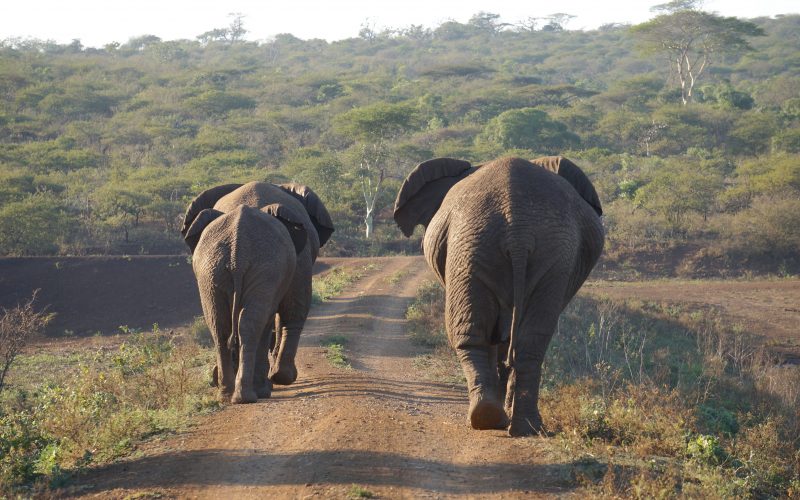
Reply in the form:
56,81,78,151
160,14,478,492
75,256,574,499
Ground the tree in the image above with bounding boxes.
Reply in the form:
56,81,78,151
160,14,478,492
634,160,724,232
477,108,579,155
468,12,508,35
334,102,420,239
95,186,148,243
197,13,247,44
227,13,247,42
632,1,764,105
0,193,73,255
541,13,576,32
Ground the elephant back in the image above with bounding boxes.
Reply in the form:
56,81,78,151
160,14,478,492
181,183,243,240
530,156,602,217
214,182,321,259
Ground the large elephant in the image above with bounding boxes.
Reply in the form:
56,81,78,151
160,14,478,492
393,156,604,436
185,203,307,403
181,181,334,387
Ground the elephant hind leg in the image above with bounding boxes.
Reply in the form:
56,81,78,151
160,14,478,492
231,305,272,404
199,287,235,402
506,282,565,437
458,347,508,430
447,275,507,430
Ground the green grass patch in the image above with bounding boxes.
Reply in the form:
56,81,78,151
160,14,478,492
347,484,374,498
321,335,351,369
311,264,378,304
385,269,409,286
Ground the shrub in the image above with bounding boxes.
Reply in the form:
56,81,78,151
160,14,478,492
405,280,447,348
0,292,52,393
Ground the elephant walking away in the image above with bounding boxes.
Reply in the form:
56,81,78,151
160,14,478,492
181,181,334,387
184,203,307,403
394,156,604,436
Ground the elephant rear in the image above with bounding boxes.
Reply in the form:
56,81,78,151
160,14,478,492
433,157,602,314
191,205,300,403
395,155,604,436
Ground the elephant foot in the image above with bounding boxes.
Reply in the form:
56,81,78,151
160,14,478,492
269,364,298,386
210,365,219,388
218,390,233,404
231,388,258,404
508,414,545,437
469,395,508,430
256,380,273,399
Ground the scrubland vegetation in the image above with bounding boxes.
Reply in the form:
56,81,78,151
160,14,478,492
0,9,797,274
406,281,800,497
0,325,217,494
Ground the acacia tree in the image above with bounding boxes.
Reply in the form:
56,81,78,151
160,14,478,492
632,0,764,105
335,102,420,239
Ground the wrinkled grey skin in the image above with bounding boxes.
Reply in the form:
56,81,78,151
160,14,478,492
182,181,334,387
394,156,604,436
190,204,305,403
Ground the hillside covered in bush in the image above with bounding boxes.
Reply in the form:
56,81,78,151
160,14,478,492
1,9,798,273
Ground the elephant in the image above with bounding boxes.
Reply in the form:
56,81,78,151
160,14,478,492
181,181,334,387
393,156,604,436
184,203,307,403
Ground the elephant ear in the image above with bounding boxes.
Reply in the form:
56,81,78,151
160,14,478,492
530,156,603,217
262,204,307,255
181,183,243,239
184,208,225,254
393,158,474,237
274,183,335,247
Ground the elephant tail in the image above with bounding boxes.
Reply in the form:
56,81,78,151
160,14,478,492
506,247,528,369
228,271,243,351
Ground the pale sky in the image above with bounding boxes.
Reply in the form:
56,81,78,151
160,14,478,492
1,0,797,47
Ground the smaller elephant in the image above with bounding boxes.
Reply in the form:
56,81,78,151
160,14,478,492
185,203,306,403
181,181,334,388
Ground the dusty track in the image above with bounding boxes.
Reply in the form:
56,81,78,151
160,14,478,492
74,256,573,499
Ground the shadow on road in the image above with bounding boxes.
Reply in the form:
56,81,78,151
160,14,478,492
76,449,594,495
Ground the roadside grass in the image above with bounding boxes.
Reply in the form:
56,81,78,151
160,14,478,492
312,264,378,304
321,335,352,369
405,280,800,497
347,483,374,498
385,269,409,286
405,280,448,349
0,325,217,495
405,280,464,384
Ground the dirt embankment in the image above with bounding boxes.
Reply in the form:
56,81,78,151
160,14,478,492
0,256,201,337
0,256,336,338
